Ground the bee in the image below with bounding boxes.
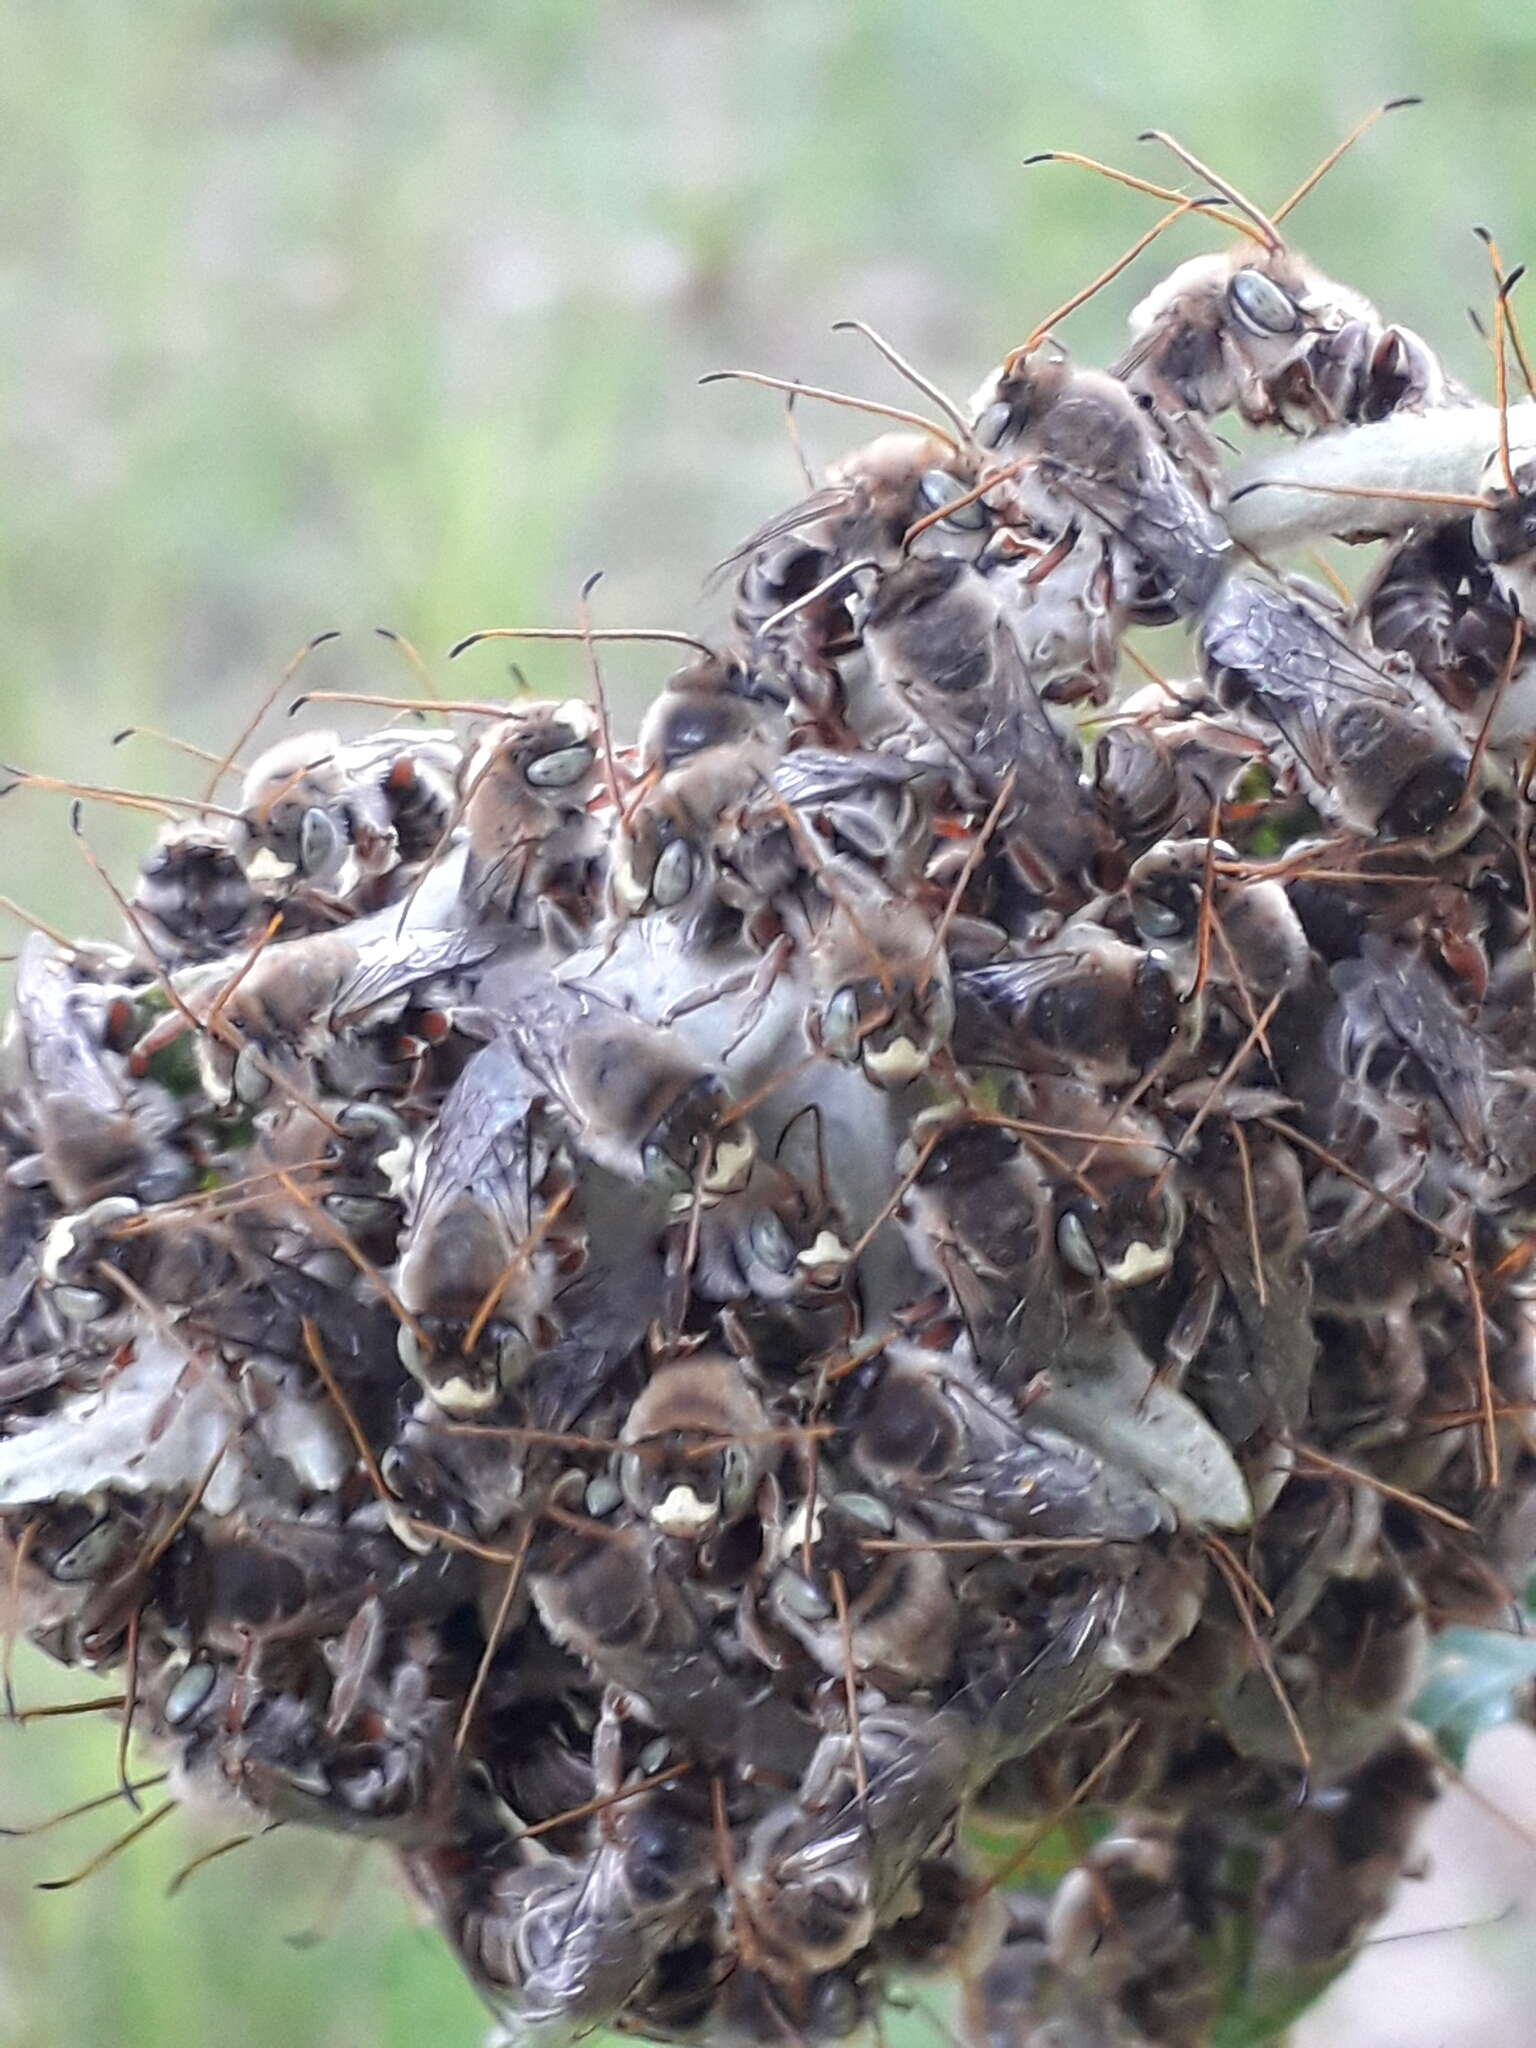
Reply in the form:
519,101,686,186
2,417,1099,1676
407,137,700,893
1166,1113,1317,1451
394,1038,582,1414
617,1353,773,1540
610,726,779,933
143,1615,461,1844
459,701,603,929
1217,1548,1428,1779
802,853,954,1090
1470,445,1536,626
1091,703,1259,864
895,1115,1067,1372
1242,1732,1440,2013
155,1510,468,1652
968,350,1230,619
955,922,1180,1086
132,820,257,965
1104,113,1450,462
678,1154,856,1369
1327,932,1536,1213
1364,518,1518,715
413,1776,714,2048
637,647,785,772
761,1487,959,1690
723,424,992,726
773,746,931,886
496,978,755,1198
135,911,493,1105
839,1339,1172,1544
737,1705,976,1978
859,561,1104,880
527,1495,815,1776
237,726,459,893
4,935,192,1211
1125,836,1311,1005
253,1094,413,1255
1199,573,1480,849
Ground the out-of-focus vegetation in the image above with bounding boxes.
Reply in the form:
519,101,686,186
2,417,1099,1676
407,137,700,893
4,3,1536,2043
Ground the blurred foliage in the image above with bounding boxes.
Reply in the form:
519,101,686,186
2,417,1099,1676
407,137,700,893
3,1,1536,2042
1414,1626,1536,1771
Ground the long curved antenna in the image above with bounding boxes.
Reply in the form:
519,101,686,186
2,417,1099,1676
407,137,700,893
289,689,495,717
1228,478,1496,511
1023,152,1262,243
1492,265,1519,495
374,625,442,700
1009,199,1209,366
700,371,960,451
1271,97,1420,225
450,626,716,661
112,727,238,773
575,571,627,821
202,631,340,801
1138,130,1283,251
1,768,240,823
831,320,973,444
1476,227,1536,399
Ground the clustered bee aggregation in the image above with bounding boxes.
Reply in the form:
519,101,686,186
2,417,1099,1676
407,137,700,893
4,110,1536,2048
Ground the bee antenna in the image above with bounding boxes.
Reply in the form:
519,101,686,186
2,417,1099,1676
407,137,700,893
455,1519,535,1755
0,894,81,952
3,765,239,823
1270,98,1419,225
1022,151,1262,243
699,370,961,452
450,627,717,660
830,320,973,445
1137,130,1283,252
0,1773,169,1838
35,1797,176,1891
201,630,341,801
112,726,238,773
572,574,629,822
373,625,442,700
288,689,491,718
1475,227,1536,406
1010,199,1212,364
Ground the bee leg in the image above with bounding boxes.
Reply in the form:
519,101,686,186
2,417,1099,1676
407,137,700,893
593,1688,630,1844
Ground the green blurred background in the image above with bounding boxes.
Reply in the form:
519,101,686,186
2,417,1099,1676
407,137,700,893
4,2,1536,2042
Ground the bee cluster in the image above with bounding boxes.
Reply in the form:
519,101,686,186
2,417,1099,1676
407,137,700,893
6,116,1536,2048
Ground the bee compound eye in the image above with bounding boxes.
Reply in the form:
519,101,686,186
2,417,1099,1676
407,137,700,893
298,805,345,878
1130,889,1189,941
164,1658,220,1727
917,468,988,530
973,400,1014,449
232,1043,274,1106
52,1284,112,1323
52,1515,122,1582
720,1444,756,1514
651,836,697,908
641,1137,694,1197
1227,267,1303,337
820,987,862,1062
494,1327,534,1386
748,1210,797,1272
525,741,595,789
776,1567,834,1622
1055,1208,1102,1278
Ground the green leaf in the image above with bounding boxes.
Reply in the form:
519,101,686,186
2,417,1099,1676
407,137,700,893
1412,1625,1536,1768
